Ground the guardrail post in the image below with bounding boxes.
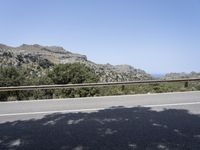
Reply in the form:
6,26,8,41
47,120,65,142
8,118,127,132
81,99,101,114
184,81,189,88
121,85,125,91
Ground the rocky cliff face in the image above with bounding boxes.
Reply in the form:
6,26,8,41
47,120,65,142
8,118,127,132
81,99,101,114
83,62,152,82
0,44,153,82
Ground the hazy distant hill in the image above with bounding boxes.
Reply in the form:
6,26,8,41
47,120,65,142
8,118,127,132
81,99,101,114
164,72,200,80
0,44,152,82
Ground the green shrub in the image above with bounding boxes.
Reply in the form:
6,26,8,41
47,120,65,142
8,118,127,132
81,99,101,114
48,63,99,84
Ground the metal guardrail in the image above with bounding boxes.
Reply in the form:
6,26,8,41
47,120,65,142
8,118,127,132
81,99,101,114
0,78,200,92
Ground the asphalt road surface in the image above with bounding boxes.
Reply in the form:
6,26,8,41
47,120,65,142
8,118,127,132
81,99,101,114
0,91,200,150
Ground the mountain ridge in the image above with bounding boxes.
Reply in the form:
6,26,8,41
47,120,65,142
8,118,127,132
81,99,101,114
0,43,153,82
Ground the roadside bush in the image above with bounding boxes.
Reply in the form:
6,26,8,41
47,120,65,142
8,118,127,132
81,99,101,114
48,63,99,84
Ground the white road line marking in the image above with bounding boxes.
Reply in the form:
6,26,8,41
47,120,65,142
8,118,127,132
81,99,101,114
0,108,106,117
0,101,200,117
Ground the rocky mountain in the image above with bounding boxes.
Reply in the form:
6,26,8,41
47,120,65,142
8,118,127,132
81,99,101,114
0,44,153,82
0,44,87,65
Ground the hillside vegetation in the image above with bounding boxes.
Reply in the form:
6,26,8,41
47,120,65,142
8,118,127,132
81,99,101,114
0,63,100,101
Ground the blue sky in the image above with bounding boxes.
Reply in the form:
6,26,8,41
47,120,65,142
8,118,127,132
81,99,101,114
0,0,200,74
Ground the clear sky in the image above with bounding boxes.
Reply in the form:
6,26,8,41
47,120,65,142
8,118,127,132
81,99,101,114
0,0,200,74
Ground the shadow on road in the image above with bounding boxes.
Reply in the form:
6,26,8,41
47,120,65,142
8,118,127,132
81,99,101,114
0,106,200,150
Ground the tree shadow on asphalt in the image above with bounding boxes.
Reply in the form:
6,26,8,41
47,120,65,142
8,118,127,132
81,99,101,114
0,106,200,150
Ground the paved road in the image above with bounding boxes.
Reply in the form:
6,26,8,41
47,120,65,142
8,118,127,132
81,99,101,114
0,91,200,123
0,91,200,149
